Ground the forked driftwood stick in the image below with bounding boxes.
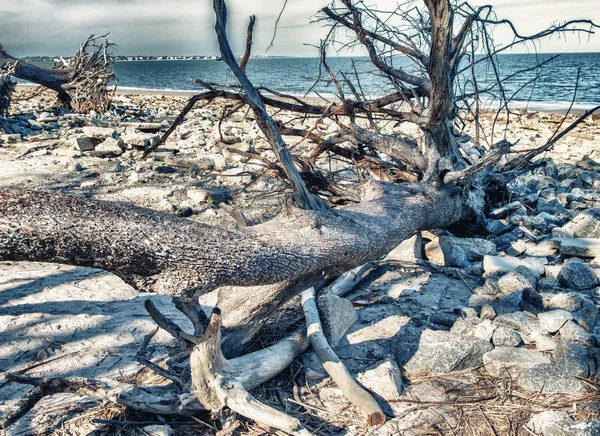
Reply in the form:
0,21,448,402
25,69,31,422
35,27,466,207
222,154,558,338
300,287,386,426
190,308,312,435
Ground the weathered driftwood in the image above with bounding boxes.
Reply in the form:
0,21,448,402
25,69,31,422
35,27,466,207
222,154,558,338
2,303,309,431
191,308,312,435
3,0,597,432
301,287,385,426
0,35,115,113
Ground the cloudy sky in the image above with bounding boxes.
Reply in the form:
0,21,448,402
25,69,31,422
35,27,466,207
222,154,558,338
1,0,599,57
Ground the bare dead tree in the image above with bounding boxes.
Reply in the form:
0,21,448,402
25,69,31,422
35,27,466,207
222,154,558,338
1,0,599,433
0,34,116,113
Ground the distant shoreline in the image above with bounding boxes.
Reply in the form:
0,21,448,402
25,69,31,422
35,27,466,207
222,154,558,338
14,84,596,115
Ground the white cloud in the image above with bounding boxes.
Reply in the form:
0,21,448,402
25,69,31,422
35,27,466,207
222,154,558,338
0,0,598,56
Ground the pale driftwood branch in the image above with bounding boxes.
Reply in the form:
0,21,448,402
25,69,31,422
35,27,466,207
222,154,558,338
301,287,385,426
213,0,324,211
173,297,209,337
190,309,313,435
1,374,201,426
443,139,512,184
323,262,379,297
350,124,427,173
0,35,115,113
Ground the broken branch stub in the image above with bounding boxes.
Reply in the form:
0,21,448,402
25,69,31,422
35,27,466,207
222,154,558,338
190,308,313,435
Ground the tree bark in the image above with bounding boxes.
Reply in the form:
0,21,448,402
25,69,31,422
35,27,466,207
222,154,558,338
0,182,463,349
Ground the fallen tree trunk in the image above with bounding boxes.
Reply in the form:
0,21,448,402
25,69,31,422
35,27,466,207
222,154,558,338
0,182,463,350
0,47,71,102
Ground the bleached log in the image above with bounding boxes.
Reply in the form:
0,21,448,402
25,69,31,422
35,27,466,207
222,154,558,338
301,288,385,426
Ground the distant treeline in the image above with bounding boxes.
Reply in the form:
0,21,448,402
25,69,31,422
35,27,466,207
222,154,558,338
21,54,288,63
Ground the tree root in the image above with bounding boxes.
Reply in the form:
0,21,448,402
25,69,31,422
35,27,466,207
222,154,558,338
190,307,312,435
1,298,310,434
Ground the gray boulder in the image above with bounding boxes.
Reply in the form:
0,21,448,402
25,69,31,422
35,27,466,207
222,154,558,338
528,411,573,434
553,208,600,238
554,340,595,378
356,358,404,401
483,347,551,377
318,294,358,347
554,238,600,258
498,272,534,294
401,329,493,374
72,136,99,151
559,321,596,347
386,233,423,262
518,363,587,395
483,255,544,277
557,260,599,290
82,126,116,139
491,326,523,347
493,312,543,344
538,309,574,334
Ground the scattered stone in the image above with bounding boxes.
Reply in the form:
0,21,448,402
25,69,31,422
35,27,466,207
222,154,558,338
492,326,523,347
82,126,116,139
554,238,600,258
557,260,599,290
356,358,404,401
69,161,84,172
0,133,21,144
483,347,551,377
559,321,596,347
553,208,600,238
317,294,358,347
72,136,99,152
493,312,543,344
492,291,524,316
122,132,159,148
554,340,594,378
483,255,544,277
386,232,423,262
425,238,469,267
527,411,573,434
142,425,173,436
498,272,534,294
480,304,496,320
548,292,585,312
92,138,124,157
451,318,495,342
489,201,523,219
401,330,493,374
474,277,501,296
485,219,511,235
535,335,558,351
518,363,587,395
538,310,574,334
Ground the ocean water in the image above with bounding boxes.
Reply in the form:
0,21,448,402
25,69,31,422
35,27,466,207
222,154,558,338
36,53,600,109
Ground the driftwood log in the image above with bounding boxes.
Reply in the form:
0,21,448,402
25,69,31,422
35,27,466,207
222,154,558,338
1,0,599,432
0,35,115,113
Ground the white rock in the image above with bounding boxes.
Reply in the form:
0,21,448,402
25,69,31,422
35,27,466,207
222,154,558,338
356,358,404,401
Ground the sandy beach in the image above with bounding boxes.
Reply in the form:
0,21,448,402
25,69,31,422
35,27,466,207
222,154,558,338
1,85,600,435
